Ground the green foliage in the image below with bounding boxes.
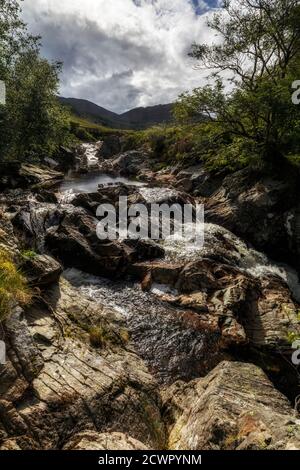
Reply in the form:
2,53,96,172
0,248,31,321
21,249,37,260
286,332,300,345
0,0,72,162
175,0,300,169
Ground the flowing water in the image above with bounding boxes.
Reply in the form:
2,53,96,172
64,268,222,384
59,143,300,383
59,172,144,194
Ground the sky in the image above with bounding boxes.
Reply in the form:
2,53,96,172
22,0,222,113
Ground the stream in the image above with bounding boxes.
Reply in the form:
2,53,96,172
58,142,300,384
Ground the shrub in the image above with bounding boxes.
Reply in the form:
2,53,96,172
0,249,32,321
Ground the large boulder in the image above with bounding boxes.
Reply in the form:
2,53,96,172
100,150,153,180
12,202,164,278
22,254,63,287
0,163,63,191
19,164,64,189
163,361,300,450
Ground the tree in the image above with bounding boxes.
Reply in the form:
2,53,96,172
3,50,71,160
0,0,71,162
176,0,300,166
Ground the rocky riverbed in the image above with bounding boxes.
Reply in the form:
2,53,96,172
0,142,300,450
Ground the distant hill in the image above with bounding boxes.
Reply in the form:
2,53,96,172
59,97,174,130
120,104,173,128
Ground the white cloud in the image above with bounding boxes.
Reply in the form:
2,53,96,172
22,0,218,112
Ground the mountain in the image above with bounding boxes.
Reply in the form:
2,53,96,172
58,97,173,130
120,104,173,128
58,97,125,129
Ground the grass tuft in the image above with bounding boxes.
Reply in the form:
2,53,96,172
0,249,32,322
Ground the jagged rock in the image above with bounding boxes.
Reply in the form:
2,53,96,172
163,361,300,450
100,150,152,179
71,192,107,215
131,256,300,352
63,431,149,450
45,209,129,277
22,254,63,286
175,165,223,197
0,279,165,450
12,202,63,251
13,202,164,278
0,214,20,259
205,168,300,265
0,307,44,402
19,164,64,189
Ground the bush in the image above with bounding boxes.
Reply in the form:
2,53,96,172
0,249,32,322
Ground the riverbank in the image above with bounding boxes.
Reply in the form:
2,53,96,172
0,142,299,450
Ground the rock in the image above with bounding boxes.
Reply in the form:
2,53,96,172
98,136,122,159
12,202,63,251
22,254,63,286
131,254,300,353
45,208,129,278
100,150,152,180
0,307,44,402
163,361,300,450
0,214,20,259
0,163,59,192
0,278,165,450
175,165,223,197
205,168,300,266
122,239,165,263
12,201,164,278
19,164,64,189
63,431,149,450
53,147,77,173
71,192,107,215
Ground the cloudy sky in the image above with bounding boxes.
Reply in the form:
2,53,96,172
22,0,221,113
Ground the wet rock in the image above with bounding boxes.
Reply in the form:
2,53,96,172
12,203,63,250
22,254,63,287
100,150,152,180
12,202,164,278
71,192,108,215
0,279,165,450
123,239,165,263
63,431,149,450
45,209,128,278
163,361,300,450
132,254,300,352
